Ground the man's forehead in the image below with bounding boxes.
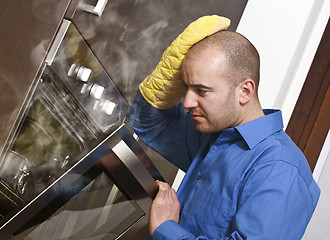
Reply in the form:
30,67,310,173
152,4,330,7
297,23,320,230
186,43,220,58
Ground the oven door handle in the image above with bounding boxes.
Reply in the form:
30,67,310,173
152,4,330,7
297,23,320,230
82,0,109,17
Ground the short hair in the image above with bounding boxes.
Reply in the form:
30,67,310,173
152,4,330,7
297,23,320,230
187,30,260,92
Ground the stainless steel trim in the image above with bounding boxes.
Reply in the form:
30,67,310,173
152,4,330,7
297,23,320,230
82,0,109,17
45,19,70,65
112,140,157,198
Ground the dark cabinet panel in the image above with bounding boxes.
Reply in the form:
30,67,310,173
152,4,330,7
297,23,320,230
0,0,71,158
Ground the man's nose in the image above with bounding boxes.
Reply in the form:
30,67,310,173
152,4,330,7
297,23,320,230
183,89,198,109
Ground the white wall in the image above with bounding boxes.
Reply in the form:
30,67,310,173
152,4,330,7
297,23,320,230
302,130,330,239
236,0,329,128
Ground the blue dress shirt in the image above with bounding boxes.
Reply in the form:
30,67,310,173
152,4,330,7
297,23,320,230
128,91,320,240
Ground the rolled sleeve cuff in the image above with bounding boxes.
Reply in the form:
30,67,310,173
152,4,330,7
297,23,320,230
153,220,193,240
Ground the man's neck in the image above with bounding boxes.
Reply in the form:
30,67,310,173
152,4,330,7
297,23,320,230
239,100,265,126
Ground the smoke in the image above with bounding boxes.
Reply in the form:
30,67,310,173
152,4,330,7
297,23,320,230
0,72,25,160
136,20,169,52
71,0,245,104
31,1,68,24
31,39,50,67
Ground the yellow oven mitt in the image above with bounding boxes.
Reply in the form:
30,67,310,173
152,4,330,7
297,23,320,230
139,15,230,109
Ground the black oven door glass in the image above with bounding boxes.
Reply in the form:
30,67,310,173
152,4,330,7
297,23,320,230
13,170,145,240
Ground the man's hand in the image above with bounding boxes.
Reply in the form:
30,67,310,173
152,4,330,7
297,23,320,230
149,181,181,237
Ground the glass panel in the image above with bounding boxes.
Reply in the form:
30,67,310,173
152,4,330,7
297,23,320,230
14,172,144,240
0,66,101,219
0,95,92,214
50,22,128,132
9,98,82,197
12,98,82,164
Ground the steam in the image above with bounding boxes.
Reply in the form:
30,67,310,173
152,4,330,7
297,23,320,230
72,0,239,104
31,39,50,67
0,72,24,160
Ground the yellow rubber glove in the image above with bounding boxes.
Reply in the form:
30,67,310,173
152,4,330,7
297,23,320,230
139,15,230,109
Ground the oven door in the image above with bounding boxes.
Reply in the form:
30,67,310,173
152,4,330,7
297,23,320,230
0,124,160,240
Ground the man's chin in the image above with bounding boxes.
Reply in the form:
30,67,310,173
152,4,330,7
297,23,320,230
194,123,211,134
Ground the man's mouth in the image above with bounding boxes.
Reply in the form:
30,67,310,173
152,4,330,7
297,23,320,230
190,112,205,121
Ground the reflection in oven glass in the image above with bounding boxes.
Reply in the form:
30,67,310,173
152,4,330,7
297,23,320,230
0,98,84,204
13,98,82,165
15,172,144,240
0,151,30,197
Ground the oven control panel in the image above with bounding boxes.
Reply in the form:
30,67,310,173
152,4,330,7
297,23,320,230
46,19,128,133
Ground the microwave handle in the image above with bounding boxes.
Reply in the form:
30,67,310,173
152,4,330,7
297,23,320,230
82,0,109,17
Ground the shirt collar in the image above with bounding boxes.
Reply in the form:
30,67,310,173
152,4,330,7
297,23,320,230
233,109,284,150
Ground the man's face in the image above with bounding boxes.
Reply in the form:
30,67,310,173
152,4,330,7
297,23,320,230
182,47,241,134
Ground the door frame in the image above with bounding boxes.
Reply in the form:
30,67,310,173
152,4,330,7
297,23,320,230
286,19,330,171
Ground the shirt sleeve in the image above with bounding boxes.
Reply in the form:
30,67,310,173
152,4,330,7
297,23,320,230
154,160,319,240
154,220,243,240
128,90,204,172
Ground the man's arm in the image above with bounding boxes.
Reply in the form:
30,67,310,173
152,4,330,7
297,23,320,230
128,90,196,171
128,15,230,171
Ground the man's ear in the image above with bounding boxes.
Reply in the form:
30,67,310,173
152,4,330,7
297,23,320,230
238,78,255,105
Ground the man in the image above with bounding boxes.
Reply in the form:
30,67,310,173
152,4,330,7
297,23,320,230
128,15,320,239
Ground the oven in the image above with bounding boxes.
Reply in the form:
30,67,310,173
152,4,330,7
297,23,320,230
0,19,162,240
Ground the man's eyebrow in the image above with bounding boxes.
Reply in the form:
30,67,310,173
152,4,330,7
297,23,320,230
189,83,213,90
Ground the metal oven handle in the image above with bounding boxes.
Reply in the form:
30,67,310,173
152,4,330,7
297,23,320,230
82,0,109,17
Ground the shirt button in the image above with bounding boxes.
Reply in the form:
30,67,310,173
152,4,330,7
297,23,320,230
196,175,202,180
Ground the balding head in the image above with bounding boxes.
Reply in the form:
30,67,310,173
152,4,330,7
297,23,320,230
185,30,260,94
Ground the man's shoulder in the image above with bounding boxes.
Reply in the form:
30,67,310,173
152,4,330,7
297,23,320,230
253,130,307,169
251,130,319,204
